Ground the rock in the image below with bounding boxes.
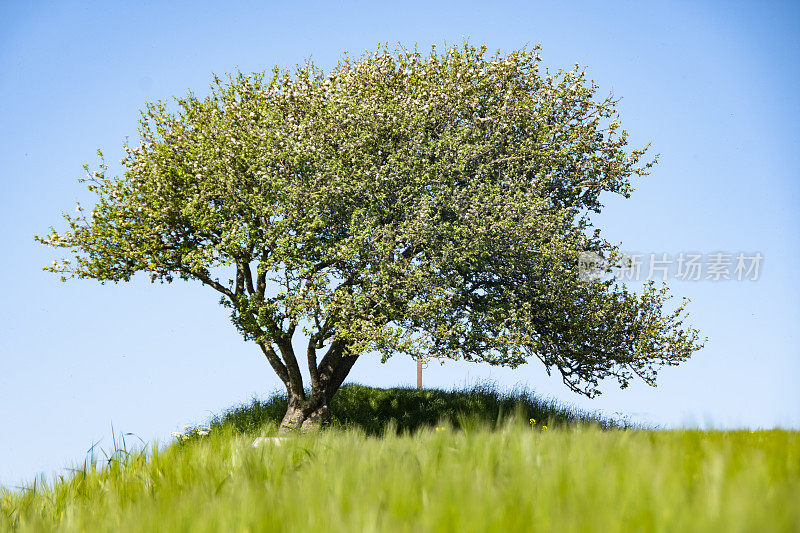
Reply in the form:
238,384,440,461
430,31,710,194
252,437,288,448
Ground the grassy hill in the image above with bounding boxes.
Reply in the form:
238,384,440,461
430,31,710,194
211,383,621,435
2,385,798,532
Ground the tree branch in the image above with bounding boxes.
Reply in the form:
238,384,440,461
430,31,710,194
307,335,321,394
257,340,290,387
276,337,305,400
235,264,245,297
316,339,345,386
241,261,256,295
190,268,236,302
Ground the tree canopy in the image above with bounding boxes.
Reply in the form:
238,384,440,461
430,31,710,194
38,43,703,429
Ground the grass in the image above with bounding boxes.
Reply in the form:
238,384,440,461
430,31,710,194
212,383,622,435
1,386,798,532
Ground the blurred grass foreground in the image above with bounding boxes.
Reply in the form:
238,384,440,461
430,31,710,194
1,385,798,532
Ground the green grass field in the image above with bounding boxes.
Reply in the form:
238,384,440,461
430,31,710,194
2,385,798,532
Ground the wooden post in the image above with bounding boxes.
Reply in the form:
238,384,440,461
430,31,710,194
416,358,423,390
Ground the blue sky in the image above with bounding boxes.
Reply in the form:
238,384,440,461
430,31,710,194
1,0,798,488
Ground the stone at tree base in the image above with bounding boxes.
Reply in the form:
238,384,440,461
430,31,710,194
252,437,289,447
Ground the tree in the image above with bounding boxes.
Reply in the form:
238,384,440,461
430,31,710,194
37,43,703,430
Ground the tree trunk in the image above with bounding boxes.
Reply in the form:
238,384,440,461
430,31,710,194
272,337,361,432
278,390,333,432
278,355,358,432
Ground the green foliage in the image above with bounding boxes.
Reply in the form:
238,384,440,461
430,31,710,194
2,423,798,531
37,42,703,397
